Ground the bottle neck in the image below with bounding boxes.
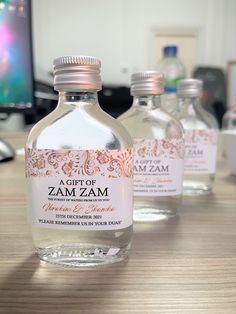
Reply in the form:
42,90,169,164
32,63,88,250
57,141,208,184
133,95,162,110
177,96,201,116
58,91,98,107
164,54,176,58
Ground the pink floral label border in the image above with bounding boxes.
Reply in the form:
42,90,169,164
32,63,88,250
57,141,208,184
185,129,218,145
25,148,133,178
134,138,184,159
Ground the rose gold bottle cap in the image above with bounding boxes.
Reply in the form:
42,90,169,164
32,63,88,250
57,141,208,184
177,79,203,98
131,71,164,96
53,56,102,91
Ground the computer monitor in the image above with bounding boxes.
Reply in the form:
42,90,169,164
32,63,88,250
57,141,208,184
0,0,34,113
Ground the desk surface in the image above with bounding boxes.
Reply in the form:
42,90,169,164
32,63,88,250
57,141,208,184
0,132,236,314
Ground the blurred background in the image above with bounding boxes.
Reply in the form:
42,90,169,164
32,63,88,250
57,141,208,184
0,0,236,130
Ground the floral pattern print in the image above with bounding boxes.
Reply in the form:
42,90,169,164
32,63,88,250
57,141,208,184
25,148,133,178
185,129,218,145
134,138,184,159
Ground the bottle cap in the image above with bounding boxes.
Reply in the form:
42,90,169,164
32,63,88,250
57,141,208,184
131,71,164,96
163,46,177,57
53,56,102,91
177,79,203,98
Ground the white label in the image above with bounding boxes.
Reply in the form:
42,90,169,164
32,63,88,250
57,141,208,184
25,148,133,230
184,129,218,174
133,138,184,196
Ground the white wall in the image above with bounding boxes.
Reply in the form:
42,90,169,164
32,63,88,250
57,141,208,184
222,0,236,63
32,0,236,86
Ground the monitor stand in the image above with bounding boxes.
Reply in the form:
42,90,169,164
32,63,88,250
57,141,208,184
0,113,25,162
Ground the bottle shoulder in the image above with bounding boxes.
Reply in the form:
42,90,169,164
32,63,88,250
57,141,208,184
119,106,180,124
27,104,132,150
173,106,219,130
119,107,184,139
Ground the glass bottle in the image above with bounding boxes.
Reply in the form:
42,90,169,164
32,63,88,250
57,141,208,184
222,105,236,130
174,79,219,195
118,71,184,221
25,56,133,267
222,105,236,159
157,45,186,114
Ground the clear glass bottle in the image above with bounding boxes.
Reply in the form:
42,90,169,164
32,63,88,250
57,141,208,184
157,45,186,114
25,56,133,267
174,79,219,195
222,106,236,159
222,105,236,130
119,71,184,222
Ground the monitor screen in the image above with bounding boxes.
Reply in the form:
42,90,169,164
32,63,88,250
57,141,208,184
0,0,34,112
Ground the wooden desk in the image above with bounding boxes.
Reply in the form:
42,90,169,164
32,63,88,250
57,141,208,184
1,132,236,314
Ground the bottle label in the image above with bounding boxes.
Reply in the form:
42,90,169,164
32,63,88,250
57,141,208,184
25,148,133,230
164,76,183,93
184,129,218,174
133,138,184,196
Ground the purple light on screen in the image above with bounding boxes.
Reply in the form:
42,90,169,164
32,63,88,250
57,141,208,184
0,24,13,51
0,24,13,76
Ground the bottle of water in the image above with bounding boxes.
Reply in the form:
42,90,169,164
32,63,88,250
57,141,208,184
119,71,184,221
222,105,236,130
173,79,219,195
157,45,185,114
25,56,133,267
